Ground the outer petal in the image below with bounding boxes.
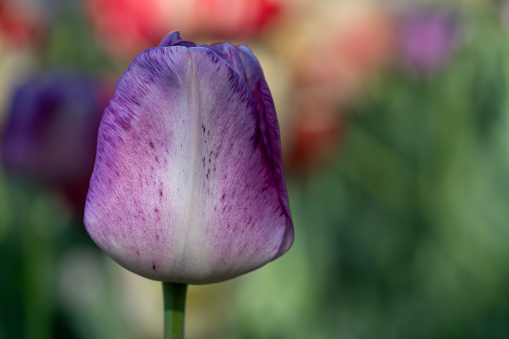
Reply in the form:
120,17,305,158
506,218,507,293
84,46,292,284
159,32,248,81
159,31,197,48
236,46,294,258
203,43,248,83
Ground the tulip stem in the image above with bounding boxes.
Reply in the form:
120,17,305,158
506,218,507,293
162,282,188,339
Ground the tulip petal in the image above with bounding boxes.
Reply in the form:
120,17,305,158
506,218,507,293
236,46,294,258
203,43,249,83
159,31,197,48
85,45,292,283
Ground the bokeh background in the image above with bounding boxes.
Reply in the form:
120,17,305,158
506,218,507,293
1,0,509,338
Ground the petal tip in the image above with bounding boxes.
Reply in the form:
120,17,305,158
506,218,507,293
159,31,197,48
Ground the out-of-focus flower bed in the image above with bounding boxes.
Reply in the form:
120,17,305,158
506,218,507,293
1,0,509,338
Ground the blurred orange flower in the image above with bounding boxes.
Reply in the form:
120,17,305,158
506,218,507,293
273,1,394,171
277,1,394,102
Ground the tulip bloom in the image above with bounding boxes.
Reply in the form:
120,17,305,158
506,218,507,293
1,72,108,209
84,32,293,284
398,7,459,75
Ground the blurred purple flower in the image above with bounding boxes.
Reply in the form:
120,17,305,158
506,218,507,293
398,7,459,75
84,32,294,284
1,72,110,209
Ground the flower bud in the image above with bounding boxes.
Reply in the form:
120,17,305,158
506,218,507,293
84,32,294,284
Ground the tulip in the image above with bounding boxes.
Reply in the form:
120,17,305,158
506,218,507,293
1,71,109,210
397,6,459,76
85,31,293,337
84,31,294,285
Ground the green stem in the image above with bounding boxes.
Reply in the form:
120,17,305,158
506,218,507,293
162,282,187,339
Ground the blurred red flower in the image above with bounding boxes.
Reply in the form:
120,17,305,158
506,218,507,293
0,1,45,48
86,0,163,56
275,2,393,171
285,89,345,172
86,0,283,57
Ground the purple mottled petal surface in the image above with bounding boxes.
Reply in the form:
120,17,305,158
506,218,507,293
84,43,293,284
203,43,248,83
236,46,293,258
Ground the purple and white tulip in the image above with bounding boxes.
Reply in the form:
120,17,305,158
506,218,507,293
84,32,294,284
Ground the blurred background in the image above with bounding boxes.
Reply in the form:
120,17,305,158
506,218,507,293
1,0,509,338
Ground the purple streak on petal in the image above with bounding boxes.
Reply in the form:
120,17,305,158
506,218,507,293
85,45,292,283
159,31,197,48
202,43,248,83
